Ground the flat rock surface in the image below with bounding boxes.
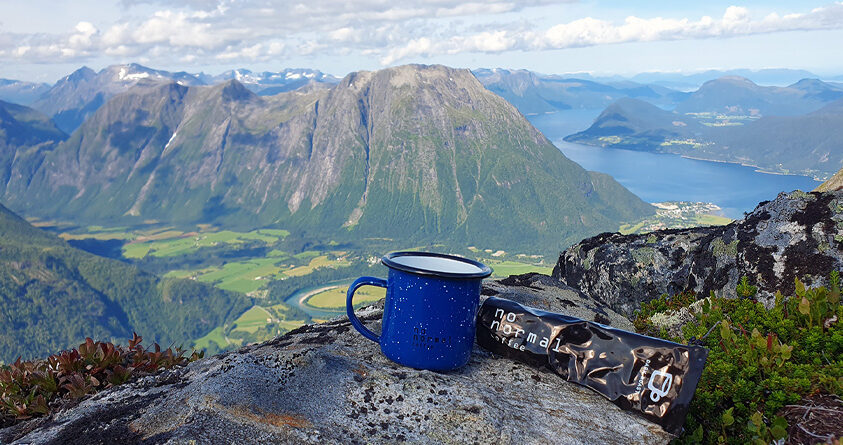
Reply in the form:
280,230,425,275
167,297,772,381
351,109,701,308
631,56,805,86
2,278,669,445
554,191,843,317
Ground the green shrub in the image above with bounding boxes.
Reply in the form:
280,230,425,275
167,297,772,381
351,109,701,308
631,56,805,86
634,273,842,444
0,334,202,423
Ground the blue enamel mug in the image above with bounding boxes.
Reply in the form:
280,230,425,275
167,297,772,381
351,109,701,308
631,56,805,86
346,251,492,371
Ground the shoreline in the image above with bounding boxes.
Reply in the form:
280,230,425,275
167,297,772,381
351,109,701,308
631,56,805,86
558,139,825,182
677,154,824,181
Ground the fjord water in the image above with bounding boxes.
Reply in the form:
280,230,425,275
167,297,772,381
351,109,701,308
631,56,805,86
528,111,821,218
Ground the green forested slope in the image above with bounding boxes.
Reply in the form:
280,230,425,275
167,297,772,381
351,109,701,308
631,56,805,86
0,204,249,362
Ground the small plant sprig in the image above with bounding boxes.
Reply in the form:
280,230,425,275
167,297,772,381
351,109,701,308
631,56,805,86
635,274,842,444
0,334,203,423
795,272,840,330
736,276,758,298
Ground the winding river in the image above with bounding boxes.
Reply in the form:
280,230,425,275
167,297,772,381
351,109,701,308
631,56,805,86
282,279,356,319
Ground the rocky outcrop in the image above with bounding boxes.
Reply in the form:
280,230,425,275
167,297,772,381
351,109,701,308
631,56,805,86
554,191,843,317
2,278,670,444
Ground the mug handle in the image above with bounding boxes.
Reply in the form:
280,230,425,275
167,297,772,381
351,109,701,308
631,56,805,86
346,276,388,343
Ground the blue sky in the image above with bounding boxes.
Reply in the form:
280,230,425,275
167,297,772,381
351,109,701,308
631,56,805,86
2,1,843,82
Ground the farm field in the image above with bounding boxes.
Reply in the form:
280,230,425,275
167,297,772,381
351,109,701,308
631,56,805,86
307,284,386,309
165,254,353,295
229,305,274,334
123,228,289,258
486,260,553,277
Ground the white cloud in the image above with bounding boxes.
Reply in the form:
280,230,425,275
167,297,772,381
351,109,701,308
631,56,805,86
69,22,98,48
380,2,843,64
456,31,515,52
1,1,843,71
329,27,357,42
132,11,222,48
435,2,517,17
381,37,434,65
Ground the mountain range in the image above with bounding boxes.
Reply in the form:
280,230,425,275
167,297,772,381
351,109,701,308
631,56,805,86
674,76,843,116
472,68,685,115
29,64,204,134
196,68,338,95
623,68,823,90
0,202,249,362
0,64,338,135
0,100,67,199
0,79,50,106
0,64,654,255
567,76,843,179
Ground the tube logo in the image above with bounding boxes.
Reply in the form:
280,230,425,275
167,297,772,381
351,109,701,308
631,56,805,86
648,370,674,402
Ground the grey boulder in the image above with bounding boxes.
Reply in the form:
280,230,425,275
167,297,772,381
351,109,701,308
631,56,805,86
554,191,843,317
3,278,670,444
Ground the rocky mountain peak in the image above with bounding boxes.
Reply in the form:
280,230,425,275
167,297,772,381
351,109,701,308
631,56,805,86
65,66,96,83
215,79,260,103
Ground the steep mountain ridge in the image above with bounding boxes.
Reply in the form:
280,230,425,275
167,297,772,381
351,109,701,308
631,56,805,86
473,68,682,115
0,100,67,201
0,100,66,147
0,79,51,105
31,64,204,133
5,64,654,254
0,203,249,362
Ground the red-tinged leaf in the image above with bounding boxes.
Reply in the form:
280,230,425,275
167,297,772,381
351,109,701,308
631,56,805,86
128,333,142,350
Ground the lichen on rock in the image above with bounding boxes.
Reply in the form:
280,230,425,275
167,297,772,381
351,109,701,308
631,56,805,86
554,191,843,317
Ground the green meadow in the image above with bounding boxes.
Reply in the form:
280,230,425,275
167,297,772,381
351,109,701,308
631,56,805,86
486,260,553,277
123,228,289,259
164,254,354,295
229,305,274,333
307,285,386,309
194,326,240,350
